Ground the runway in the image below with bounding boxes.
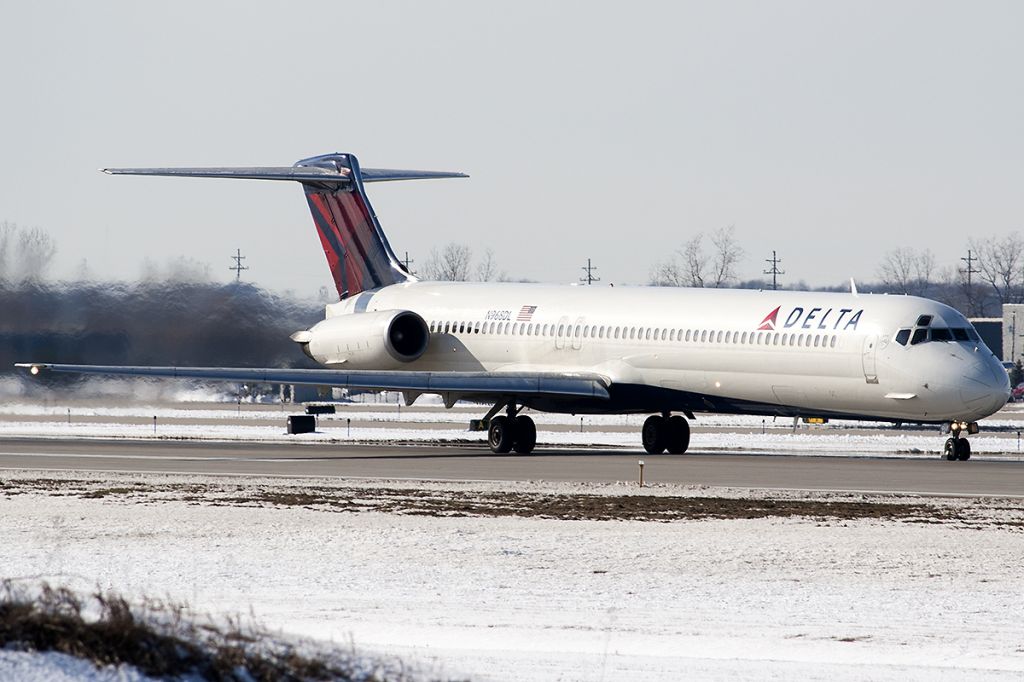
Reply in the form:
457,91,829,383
1,437,1023,497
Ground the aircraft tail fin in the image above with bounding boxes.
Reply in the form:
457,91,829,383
102,153,467,299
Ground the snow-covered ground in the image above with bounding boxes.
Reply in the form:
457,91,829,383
0,651,160,682
1,473,1022,681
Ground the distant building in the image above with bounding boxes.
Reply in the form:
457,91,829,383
973,317,1004,360
999,304,1024,362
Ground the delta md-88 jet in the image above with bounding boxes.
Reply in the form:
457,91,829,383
18,152,1010,460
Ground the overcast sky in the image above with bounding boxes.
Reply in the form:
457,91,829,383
1,1,1022,295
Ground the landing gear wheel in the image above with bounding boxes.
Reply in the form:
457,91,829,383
943,438,957,461
642,415,667,454
513,415,536,454
956,438,971,461
488,415,515,454
665,415,690,454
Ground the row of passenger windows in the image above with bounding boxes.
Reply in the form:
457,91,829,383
428,320,840,349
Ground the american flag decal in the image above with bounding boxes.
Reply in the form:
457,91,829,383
517,305,538,322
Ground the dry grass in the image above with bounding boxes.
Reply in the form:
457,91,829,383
5,476,1019,527
0,581,428,681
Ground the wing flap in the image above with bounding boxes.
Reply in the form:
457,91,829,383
16,364,610,400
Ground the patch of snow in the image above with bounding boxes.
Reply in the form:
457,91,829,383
1,480,1022,681
0,650,161,682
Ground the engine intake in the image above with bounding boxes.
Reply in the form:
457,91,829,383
386,311,429,361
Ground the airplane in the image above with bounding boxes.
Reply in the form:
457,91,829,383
17,152,1010,461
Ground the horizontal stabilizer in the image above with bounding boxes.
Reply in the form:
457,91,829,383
360,168,469,182
101,166,467,185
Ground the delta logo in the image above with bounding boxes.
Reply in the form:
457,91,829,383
757,305,864,331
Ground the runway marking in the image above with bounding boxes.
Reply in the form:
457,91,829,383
0,451,277,462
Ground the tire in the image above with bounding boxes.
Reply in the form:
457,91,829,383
642,415,667,454
488,415,515,454
943,437,957,461
957,439,971,461
513,415,537,454
665,415,690,454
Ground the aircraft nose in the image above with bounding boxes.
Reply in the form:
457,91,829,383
959,358,1011,417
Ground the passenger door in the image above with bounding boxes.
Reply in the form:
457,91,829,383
554,315,569,350
571,317,585,351
862,334,878,384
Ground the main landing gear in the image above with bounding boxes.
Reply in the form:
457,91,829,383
942,421,978,461
484,402,536,454
642,413,690,454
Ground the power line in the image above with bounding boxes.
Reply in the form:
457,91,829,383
401,251,415,275
229,248,249,281
580,258,600,285
763,250,784,290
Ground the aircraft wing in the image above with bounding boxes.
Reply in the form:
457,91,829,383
15,363,610,401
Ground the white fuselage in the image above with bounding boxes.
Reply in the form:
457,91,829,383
306,282,1010,423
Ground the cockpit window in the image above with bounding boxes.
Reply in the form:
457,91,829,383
916,315,933,327
903,323,982,347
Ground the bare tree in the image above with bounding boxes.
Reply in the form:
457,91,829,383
476,248,501,282
12,226,57,282
971,233,1024,306
708,226,743,287
649,258,687,287
877,247,935,296
165,256,212,283
682,234,706,287
74,258,92,282
0,221,15,281
651,227,743,288
423,242,473,281
953,262,984,317
140,255,213,282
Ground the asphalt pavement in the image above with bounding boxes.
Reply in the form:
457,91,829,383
1,438,1022,497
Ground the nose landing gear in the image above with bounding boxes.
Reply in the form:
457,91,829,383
942,421,978,461
943,437,971,461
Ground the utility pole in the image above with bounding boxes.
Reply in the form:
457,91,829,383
960,249,981,316
401,251,415,275
229,248,249,281
763,250,784,290
580,258,600,285
960,249,980,287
